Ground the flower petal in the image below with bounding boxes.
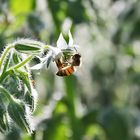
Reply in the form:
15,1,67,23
30,63,44,70
48,45,62,59
68,30,74,46
57,33,68,49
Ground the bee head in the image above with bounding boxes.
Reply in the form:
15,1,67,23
72,53,81,60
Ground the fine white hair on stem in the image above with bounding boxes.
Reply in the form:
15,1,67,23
31,88,38,112
13,38,45,47
25,105,35,133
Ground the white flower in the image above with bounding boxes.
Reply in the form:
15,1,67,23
31,31,79,70
49,31,78,58
57,30,79,51
48,45,62,60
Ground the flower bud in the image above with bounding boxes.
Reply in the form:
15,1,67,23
8,98,34,133
14,39,44,54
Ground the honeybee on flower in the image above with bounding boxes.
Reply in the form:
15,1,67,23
31,31,82,76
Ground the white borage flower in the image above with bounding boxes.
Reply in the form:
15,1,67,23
44,31,78,65
48,45,62,60
31,31,79,70
57,30,79,53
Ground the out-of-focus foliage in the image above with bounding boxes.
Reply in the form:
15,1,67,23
0,0,140,140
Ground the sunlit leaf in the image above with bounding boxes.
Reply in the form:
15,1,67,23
10,0,34,15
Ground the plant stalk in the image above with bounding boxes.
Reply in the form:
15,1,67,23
8,55,33,71
0,45,14,70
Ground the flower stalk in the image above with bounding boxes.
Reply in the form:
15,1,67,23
0,45,14,70
8,55,33,71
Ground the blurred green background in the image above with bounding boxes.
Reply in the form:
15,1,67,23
1,0,140,140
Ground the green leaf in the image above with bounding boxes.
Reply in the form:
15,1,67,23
24,89,38,113
15,70,32,92
0,94,10,133
2,71,25,98
8,98,33,134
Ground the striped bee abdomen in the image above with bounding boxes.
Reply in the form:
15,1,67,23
56,66,75,76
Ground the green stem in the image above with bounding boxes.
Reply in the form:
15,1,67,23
0,54,33,83
0,71,8,83
8,55,33,71
0,45,14,70
31,131,36,140
64,76,83,140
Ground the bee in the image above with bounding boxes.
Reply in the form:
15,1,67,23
71,53,81,66
55,53,81,76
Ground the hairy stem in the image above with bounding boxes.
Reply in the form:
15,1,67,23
8,55,33,71
0,45,14,70
0,71,8,83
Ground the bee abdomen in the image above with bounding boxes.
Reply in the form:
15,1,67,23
56,70,66,76
56,66,75,76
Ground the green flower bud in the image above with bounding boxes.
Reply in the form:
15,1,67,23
14,39,44,54
8,98,34,134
